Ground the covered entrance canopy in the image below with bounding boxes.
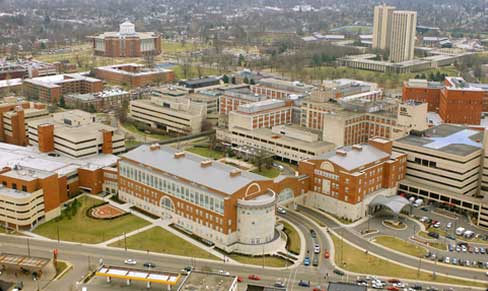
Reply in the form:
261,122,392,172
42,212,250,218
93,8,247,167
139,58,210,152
369,195,409,214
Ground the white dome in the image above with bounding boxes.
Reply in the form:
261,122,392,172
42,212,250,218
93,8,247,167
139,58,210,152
119,21,135,34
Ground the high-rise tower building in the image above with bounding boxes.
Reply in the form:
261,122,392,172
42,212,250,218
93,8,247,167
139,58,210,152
372,4,396,50
389,11,417,62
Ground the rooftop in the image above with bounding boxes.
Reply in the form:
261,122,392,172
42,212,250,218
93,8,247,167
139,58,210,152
0,186,38,199
394,124,483,157
24,73,101,89
65,88,128,101
97,64,172,76
318,143,390,171
0,142,119,177
237,99,287,114
179,271,237,291
122,145,268,195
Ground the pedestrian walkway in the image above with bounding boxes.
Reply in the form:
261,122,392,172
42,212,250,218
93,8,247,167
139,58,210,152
96,224,155,247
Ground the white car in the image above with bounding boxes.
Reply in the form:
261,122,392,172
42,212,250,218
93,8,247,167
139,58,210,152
314,244,320,254
485,271,488,277
124,259,137,265
277,207,286,215
219,270,230,276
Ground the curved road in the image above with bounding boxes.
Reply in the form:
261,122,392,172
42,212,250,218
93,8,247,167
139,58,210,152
298,205,488,282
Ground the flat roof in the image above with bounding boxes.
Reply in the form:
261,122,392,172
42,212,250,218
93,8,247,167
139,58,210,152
96,64,172,76
122,145,268,195
318,143,390,171
179,271,236,291
24,73,101,88
0,78,22,88
394,124,483,156
0,142,119,177
96,265,180,285
0,253,50,270
0,186,37,199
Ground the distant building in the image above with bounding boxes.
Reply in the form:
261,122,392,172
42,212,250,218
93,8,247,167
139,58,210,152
0,59,58,81
299,138,407,221
337,54,430,73
27,110,125,158
129,96,207,135
90,21,161,58
23,73,104,103
389,11,417,62
0,78,23,96
0,97,49,146
372,4,395,50
228,99,293,130
64,88,130,112
178,77,221,91
94,64,174,88
251,78,313,100
188,91,220,114
403,77,488,125
219,88,267,116
0,142,119,230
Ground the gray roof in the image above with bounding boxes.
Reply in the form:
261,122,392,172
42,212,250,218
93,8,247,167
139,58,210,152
328,282,367,291
122,145,268,194
369,195,410,214
319,144,389,171
394,124,483,157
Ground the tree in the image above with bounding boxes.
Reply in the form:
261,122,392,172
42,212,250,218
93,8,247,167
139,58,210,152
253,150,272,172
222,74,230,83
231,76,236,84
250,79,256,85
238,54,245,66
243,76,249,84
58,96,66,108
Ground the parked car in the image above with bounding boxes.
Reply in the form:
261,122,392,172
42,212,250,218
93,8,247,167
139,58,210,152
428,232,440,239
303,256,310,266
310,229,317,238
298,280,311,287
237,276,243,283
333,269,345,276
446,222,453,229
274,281,285,288
312,257,319,266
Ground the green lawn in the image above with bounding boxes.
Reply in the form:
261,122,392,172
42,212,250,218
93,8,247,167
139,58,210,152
162,41,207,54
55,261,71,279
109,226,219,260
228,254,290,268
171,65,221,80
282,221,301,255
122,122,171,141
416,232,447,250
374,236,426,257
125,139,143,148
331,234,487,287
186,146,224,160
251,167,281,178
34,196,149,244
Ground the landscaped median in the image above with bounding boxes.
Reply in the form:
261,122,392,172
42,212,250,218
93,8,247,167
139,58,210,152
330,233,488,288
282,221,301,255
373,236,426,257
108,226,219,261
227,254,291,268
33,196,150,244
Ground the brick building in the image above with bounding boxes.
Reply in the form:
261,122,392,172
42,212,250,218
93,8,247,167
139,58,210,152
64,88,130,112
228,99,293,131
118,144,308,254
402,77,488,125
219,88,266,116
0,97,49,146
251,78,314,100
94,64,175,88
298,138,407,221
90,21,161,58
0,142,119,230
23,73,103,103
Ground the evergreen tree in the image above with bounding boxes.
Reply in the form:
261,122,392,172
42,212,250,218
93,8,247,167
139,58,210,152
59,96,66,108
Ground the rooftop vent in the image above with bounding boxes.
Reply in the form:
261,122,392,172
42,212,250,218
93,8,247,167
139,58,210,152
174,152,185,159
201,160,212,168
149,144,160,151
352,145,363,151
229,169,241,177
336,149,347,156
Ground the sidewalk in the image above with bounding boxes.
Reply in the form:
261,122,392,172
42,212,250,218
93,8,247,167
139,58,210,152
96,224,155,247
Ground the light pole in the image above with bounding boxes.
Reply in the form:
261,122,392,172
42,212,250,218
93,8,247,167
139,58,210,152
27,238,31,257
124,232,127,252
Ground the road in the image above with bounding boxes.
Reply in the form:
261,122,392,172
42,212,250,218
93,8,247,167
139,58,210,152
298,205,488,282
0,207,487,290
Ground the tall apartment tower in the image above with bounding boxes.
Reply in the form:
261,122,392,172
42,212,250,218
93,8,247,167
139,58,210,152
389,11,417,62
372,4,396,50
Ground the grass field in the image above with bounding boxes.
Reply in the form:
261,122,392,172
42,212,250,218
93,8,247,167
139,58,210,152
282,221,301,255
109,226,219,260
162,41,207,54
416,232,447,250
186,146,225,159
251,167,281,178
228,254,290,268
331,234,485,287
34,196,149,244
122,122,172,141
374,236,427,257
